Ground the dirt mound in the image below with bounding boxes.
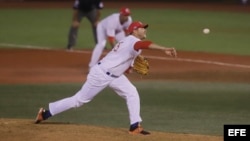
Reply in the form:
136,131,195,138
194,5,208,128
0,118,222,141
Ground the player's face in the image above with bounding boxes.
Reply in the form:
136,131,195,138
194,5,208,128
137,27,147,39
120,15,129,24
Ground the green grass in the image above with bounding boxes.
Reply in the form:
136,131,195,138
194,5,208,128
0,81,249,136
0,8,250,55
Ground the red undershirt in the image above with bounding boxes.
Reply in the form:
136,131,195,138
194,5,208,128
134,41,152,51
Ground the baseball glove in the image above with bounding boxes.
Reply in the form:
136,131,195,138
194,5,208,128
133,55,149,75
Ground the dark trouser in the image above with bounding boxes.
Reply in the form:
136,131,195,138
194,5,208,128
67,9,98,49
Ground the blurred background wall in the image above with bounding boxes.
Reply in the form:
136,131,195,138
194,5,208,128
1,0,247,3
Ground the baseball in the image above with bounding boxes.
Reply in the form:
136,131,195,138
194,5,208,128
203,28,210,34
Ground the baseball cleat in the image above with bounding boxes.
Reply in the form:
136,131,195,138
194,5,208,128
129,125,150,135
66,45,74,51
35,107,45,124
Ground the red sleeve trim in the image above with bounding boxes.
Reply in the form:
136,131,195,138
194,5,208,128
134,41,152,51
108,36,115,44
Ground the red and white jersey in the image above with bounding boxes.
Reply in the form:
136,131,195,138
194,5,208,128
99,13,132,37
99,35,141,76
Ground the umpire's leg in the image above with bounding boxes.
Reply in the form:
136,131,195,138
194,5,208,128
67,9,82,49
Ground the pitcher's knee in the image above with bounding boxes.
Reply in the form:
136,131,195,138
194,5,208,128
73,96,91,108
130,86,138,94
127,86,140,99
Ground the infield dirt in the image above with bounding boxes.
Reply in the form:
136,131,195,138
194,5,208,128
0,118,222,141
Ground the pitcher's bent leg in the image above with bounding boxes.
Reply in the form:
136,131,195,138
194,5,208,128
109,75,142,124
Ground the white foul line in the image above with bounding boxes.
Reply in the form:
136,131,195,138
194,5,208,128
146,56,250,69
0,43,91,54
1,43,250,69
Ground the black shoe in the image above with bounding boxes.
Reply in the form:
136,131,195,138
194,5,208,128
129,124,150,135
67,45,73,50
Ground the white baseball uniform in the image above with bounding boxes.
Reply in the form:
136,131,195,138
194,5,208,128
88,13,132,68
49,35,143,124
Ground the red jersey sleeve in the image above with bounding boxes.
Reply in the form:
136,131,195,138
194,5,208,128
134,41,152,51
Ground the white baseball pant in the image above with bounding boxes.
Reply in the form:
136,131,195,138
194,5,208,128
49,64,142,124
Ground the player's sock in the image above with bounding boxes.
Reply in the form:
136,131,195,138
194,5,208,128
129,122,139,131
42,110,52,120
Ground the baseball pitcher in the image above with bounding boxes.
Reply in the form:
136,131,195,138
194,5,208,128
35,21,177,135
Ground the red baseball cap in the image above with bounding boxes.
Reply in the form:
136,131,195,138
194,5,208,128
120,7,131,16
128,21,149,34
